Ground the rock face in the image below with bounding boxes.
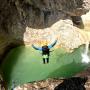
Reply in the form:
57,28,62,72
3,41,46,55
0,0,90,89
23,0,90,15
0,0,90,61
0,0,90,31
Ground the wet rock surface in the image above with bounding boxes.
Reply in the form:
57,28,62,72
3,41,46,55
13,76,90,90
0,77,90,90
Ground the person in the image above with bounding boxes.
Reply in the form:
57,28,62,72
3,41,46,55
32,40,57,64
42,45,50,64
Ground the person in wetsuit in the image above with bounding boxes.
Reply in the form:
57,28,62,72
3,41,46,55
42,45,50,63
32,40,57,64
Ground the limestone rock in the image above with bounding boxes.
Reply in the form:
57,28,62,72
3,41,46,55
24,0,90,15
0,0,90,62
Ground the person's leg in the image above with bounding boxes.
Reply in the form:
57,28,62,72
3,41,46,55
43,58,45,64
47,58,49,63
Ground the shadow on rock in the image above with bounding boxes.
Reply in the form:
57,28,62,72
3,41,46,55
54,77,88,90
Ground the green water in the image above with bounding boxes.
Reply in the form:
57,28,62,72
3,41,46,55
1,45,90,89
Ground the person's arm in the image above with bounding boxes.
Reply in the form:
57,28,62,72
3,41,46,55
32,44,42,51
48,40,57,49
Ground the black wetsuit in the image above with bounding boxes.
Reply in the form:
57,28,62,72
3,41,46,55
42,46,50,64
